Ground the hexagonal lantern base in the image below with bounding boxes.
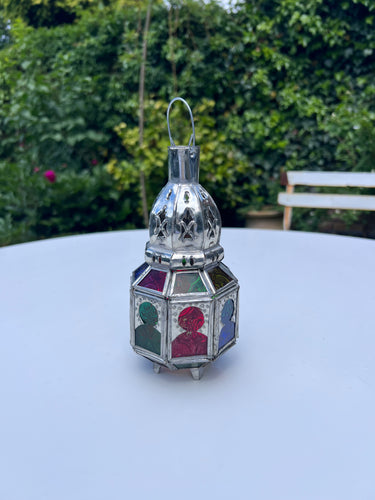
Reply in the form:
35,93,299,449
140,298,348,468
130,261,239,379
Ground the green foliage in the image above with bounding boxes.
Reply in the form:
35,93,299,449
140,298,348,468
227,0,375,223
1,0,375,245
0,159,140,246
2,0,95,27
0,13,11,48
108,98,250,214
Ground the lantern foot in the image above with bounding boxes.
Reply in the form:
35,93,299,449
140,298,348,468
153,363,161,374
190,366,205,380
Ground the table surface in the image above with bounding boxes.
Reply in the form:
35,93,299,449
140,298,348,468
1,228,375,500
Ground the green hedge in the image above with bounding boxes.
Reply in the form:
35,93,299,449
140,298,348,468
1,0,375,245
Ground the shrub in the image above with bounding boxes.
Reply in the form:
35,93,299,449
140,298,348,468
1,0,375,244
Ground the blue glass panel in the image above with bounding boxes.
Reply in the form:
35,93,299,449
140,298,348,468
134,262,148,280
219,299,235,349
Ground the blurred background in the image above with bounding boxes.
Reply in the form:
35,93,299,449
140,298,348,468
0,0,374,246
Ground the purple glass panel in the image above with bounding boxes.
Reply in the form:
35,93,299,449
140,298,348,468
139,269,167,292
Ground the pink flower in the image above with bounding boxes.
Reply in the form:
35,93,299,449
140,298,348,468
91,158,98,165
44,170,56,183
33,167,40,173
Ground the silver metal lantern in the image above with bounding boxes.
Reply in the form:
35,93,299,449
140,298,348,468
130,97,239,379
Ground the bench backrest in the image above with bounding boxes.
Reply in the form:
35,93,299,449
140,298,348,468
278,171,375,231
286,171,375,188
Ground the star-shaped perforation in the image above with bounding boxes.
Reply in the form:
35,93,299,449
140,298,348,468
206,206,217,239
154,206,169,239
178,207,197,240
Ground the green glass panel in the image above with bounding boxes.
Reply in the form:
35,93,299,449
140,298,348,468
208,266,232,290
173,272,207,294
139,302,158,326
135,302,161,355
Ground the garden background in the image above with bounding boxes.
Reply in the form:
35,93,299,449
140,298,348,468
1,0,374,246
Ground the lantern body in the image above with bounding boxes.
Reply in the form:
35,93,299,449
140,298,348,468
130,102,239,379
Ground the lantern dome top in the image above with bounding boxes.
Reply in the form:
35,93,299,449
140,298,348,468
145,98,223,270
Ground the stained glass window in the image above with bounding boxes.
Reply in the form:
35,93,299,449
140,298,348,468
172,307,207,358
134,262,148,281
138,269,167,292
208,266,232,290
219,299,235,349
135,302,161,355
173,272,206,294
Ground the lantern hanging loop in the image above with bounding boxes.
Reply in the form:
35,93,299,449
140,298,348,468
167,97,195,147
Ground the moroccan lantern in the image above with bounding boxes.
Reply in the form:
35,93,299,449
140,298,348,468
130,97,239,379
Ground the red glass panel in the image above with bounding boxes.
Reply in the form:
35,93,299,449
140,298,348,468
172,306,207,358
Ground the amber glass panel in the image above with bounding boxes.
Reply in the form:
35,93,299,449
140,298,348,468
173,273,206,294
208,266,232,290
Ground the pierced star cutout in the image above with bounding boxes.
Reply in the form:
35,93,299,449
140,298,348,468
206,206,217,239
178,207,197,240
199,186,208,200
154,205,169,239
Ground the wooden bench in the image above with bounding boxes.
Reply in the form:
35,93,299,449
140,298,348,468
278,171,375,230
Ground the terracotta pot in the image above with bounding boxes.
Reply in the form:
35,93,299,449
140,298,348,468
245,208,283,230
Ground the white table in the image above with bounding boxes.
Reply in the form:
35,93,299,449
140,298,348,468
1,229,375,500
